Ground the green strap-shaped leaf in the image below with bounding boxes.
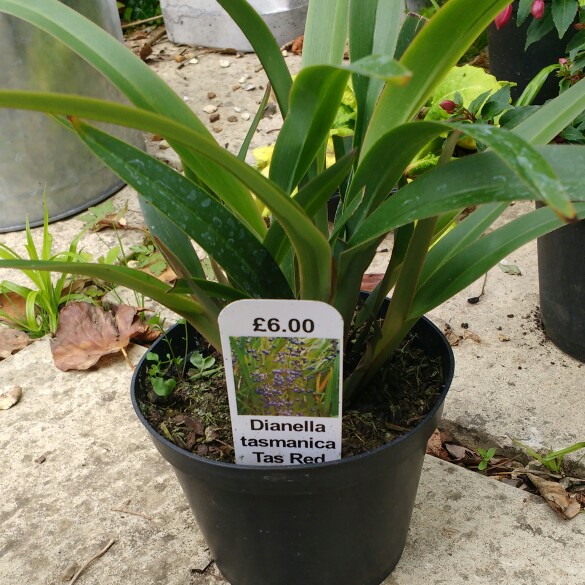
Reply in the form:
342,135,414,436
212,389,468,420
361,0,512,155
171,279,250,302
349,0,406,148
215,0,292,117
418,202,509,287
269,66,351,194
264,150,356,263
73,120,293,300
348,118,576,238
0,0,265,236
270,60,409,195
0,90,333,300
302,0,349,67
350,144,584,249
410,202,585,319
513,77,585,144
0,259,222,349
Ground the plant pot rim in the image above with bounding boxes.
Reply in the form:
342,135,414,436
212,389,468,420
131,313,454,473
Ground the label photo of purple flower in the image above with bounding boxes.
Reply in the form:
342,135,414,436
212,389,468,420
229,336,341,418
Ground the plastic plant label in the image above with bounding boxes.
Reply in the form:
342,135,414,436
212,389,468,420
219,300,343,466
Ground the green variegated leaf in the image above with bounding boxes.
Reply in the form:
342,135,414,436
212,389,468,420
73,120,293,300
349,146,585,249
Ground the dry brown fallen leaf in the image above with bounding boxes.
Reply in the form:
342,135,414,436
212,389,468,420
291,35,304,55
0,327,33,359
0,292,28,327
0,386,22,410
426,429,451,462
527,473,582,520
50,302,152,371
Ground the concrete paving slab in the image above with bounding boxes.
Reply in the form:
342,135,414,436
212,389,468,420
1,339,583,584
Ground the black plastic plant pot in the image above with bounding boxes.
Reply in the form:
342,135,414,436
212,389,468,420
487,4,571,104
538,219,585,362
131,312,454,585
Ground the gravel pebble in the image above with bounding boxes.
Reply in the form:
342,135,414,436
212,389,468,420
243,84,256,91
233,106,242,113
207,92,216,99
241,112,251,121
190,58,199,64
238,75,247,84
203,104,218,114
227,116,238,123
209,113,220,123
219,59,231,68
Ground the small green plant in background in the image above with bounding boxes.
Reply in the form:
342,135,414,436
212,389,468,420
0,206,93,337
513,439,585,474
117,0,161,23
477,447,496,471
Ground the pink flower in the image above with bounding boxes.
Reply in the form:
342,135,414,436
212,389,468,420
495,4,513,29
531,0,545,19
559,58,568,65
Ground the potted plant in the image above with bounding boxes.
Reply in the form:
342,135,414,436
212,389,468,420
0,0,584,583
489,0,584,102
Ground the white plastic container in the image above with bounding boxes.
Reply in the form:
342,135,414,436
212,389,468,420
160,0,308,52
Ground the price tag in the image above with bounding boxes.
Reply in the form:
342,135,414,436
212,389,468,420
218,300,344,466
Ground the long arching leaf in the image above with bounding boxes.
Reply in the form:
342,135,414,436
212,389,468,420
74,120,293,299
361,0,511,155
0,0,265,236
410,202,585,318
0,90,333,300
349,146,585,249
215,0,292,117
0,259,221,348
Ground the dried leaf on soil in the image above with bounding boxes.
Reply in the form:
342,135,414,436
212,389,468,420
498,262,522,276
50,302,153,371
0,292,29,327
0,327,33,359
426,429,451,462
527,473,582,520
0,386,22,410
444,443,481,466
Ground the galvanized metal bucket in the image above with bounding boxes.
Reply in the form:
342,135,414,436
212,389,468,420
0,0,143,233
160,0,308,52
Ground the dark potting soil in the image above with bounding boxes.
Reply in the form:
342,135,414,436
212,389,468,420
139,331,444,463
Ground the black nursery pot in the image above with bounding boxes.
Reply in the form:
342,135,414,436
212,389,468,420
488,4,571,104
537,218,585,362
131,311,454,585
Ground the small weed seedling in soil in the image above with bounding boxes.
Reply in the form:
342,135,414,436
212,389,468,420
477,447,496,471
